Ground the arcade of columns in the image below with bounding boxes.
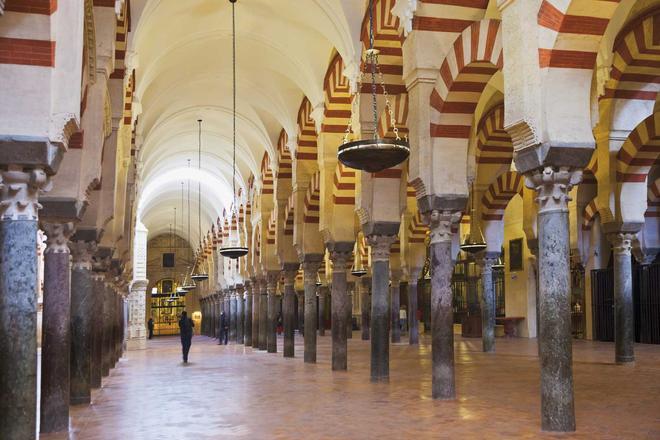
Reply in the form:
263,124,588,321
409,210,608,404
1,0,659,438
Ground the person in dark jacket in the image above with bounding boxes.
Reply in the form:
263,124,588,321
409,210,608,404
147,318,154,339
178,311,194,363
218,311,228,345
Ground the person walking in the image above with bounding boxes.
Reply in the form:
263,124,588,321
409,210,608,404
178,311,194,363
147,317,154,339
399,306,407,334
218,311,228,345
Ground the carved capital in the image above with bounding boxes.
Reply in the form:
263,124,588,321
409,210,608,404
608,233,635,256
423,209,462,244
367,234,397,262
476,253,499,274
330,250,352,272
69,240,96,270
282,264,299,286
0,167,51,221
42,222,75,254
302,261,321,283
525,166,582,214
391,0,418,36
49,113,80,149
266,271,279,292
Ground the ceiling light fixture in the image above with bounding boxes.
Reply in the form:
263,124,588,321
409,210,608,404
191,120,209,282
337,0,409,173
460,182,487,254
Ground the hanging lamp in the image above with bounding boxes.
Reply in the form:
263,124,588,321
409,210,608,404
182,163,197,290
492,256,505,269
191,120,209,282
337,0,409,173
179,180,195,291
219,0,249,259
460,182,487,254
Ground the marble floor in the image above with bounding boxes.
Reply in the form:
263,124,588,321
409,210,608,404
43,333,660,439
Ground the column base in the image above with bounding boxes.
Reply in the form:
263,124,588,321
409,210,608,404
127,338,147,350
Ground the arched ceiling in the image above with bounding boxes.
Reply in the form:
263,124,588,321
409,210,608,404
132,0,364,243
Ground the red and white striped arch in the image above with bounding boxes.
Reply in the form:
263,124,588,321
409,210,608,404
296,97,318,162
333,163,356,206
276,130,292,180
582,197,599,231
647,177,660,218
303,172,321,225
481,171,524,222
429,19,503,141
322,52,352,134
260,152,274,195
284,192,295,237
475,104,512,166
377,93,409,139
617,112,660,182
408,211,427,244
412,0,489,34
537,0,620,69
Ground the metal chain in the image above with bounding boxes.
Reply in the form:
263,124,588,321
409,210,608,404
231,0,237,213
375,56,401,141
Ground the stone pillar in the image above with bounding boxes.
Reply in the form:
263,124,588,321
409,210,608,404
69,240,96,405
477,254,498,353
90,270,106,389
368,235,397,382
245,281,253,345
252,278,260,348
266,271,279,353
296,290,305,334
329,247,351,370
407,271,420,345
259,278,268,350
526,167,579,432
282,264,299,357
102,281,113,377
114,290,122,364
361,276,371,340
236,284,245,343
318,285,328,336
0,167,49,439
230,288,238,342
347,281,355,339
302,261,321,363
40,222,74,434
391,271,402,344
608,232,636,364
428,210,462,399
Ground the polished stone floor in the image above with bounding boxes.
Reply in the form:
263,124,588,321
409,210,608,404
43,332,660,439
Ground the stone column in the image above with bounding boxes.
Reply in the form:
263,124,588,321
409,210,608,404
347,281,355,339
90,269,106,389
318,285,328,336
477,253,498,353
391,271,402,344
69,240,96,405
407,271,420,345
252,278,260,348
368,235,397,382
526,166,580,432
127,280,147,350
266,271,279,353
282,264,299,357
0,167,49,439
40,222,74,434
428,210,462,399
608,232,636,364
236,284,245,343
102,280,113,377
245,281,253,345
361,276,371,340
114,290,122,364
296,289,305,334
330,247,351,371
302,261,321,363
259,278,268,350
230,287,238,342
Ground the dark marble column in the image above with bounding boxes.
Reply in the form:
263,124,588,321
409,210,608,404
102,281,113,377
296,290,305,334
330,246,351,371
282,264,299,358
407,271,420,345
0,168,49,439
90,266,107,389
361,277,371,340
266,271,279,353
609,233,636,364
40,222,74,434
347,281,355,339
367,235,397,382
527,167,580,432
230,288,238,342
69,240,96,405
252,278,260,348
318,286,328,336
236,284,245,343
259,279,268,350
428,210,462,399
477,254,498,353
245,281,253,345
302,261,321,363
391,272,402,343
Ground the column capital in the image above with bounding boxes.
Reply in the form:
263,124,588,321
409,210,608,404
608,232,636,256
282,263,299,286
302,260,321,283
266,270,279,288
329,249,352,272
42,222,75,254
524,166,582,214
367,234,397,262
69,240,96,270
0,166,51,221
423,210,462,244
